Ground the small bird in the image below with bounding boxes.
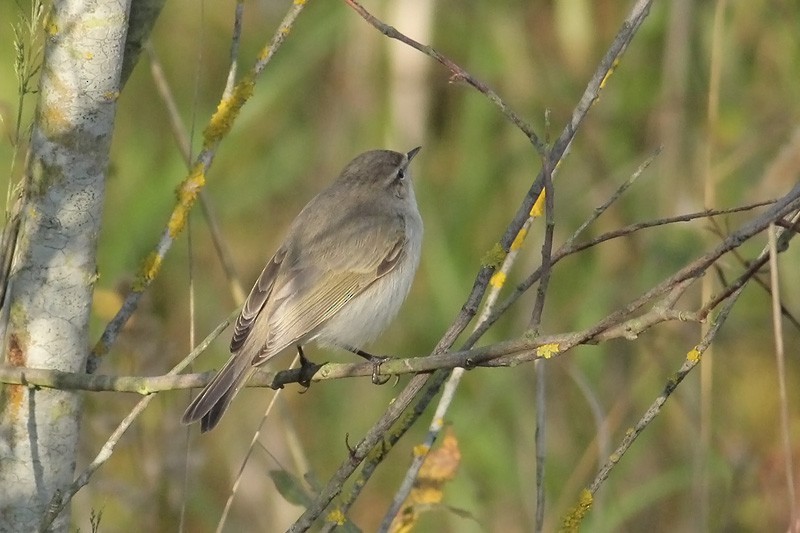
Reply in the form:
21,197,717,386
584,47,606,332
182,148,423,432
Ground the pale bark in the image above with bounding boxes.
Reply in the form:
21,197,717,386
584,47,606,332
0,0,131,530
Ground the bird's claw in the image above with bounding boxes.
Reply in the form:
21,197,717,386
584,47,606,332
297,345,322,390
369,355,391,385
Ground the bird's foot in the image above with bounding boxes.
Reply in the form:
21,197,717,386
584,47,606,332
367,354,391,385
296,345,322,390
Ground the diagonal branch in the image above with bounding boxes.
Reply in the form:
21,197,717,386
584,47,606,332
562,281,746,530
87,0,310,373
343,0,545,155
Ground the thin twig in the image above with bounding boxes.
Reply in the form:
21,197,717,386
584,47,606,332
180,2,207,525
534,359,547,532
532,157,555,533
0,327,625,392
342,0,544,155
585,285,741,492
564,147,662,249
223,0,245,99
768,224,798,528
709,216,800,332
700,211,800,318
530,158,555,332
215,356,295,533
565,200,776,257
560,283,746,531
181,198,196,533
697,0,729,525
565,362,610,518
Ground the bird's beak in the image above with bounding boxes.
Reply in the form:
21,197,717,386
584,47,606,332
406,146,422,162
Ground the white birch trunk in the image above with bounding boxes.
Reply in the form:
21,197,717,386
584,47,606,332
0,0,131,530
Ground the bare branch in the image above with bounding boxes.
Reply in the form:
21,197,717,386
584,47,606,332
595,300,732,487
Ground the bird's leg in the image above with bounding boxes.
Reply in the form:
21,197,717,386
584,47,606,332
296,345,321,389
344,345,391,385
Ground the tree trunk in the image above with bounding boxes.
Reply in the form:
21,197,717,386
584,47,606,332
0,0,131,530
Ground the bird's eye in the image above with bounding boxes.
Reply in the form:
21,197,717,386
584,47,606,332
397,168,406,181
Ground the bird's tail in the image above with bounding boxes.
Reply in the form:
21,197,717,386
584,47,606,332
182,351,254,432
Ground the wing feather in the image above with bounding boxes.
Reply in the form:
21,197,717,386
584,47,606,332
229,247,286,352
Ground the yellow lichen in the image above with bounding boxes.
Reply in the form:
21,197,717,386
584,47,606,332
412,444,430,457
560,489,593,532
257,46,272,63
489,271,507,289
325,509,346,526
481,243,507,269
510,227,528,251
530,189,546,217
168,164,206,237
599,59,619,90
44,16,58,36
203,75,255,147
686,347,701,363
536,343,560,359
365,439,388,463
134,252,162,291
42,105,69,136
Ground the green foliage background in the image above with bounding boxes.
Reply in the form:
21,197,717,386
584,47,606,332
1,0,799,531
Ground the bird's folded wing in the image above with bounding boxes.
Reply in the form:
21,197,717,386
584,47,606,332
251,230,407,366
229,247,286,353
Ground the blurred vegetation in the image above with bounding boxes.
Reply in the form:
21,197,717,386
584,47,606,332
1,0,799,531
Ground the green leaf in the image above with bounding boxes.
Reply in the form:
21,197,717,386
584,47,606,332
268,469,313,507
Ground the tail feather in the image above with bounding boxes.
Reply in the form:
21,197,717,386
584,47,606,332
182,352,254,432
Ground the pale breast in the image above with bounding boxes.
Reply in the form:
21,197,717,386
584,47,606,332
315,202,422,350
